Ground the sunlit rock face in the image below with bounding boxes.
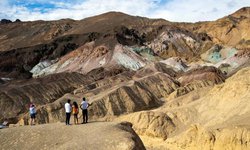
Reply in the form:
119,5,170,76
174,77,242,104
117,67,250,150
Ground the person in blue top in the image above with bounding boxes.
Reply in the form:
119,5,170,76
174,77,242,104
29,104,36,126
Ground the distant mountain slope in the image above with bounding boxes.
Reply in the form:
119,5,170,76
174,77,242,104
176,7,250,49
0,10,214,78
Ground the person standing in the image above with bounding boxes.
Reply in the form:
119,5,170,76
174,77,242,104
29,104,36,126
80,97,91,124
65,99,72,125
72,101,79,124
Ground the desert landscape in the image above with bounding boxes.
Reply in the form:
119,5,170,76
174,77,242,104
0,5,250,150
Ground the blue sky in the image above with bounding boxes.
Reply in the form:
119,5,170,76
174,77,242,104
0,0,249,22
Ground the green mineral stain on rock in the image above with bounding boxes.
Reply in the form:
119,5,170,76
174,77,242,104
209,52,222,63
227,48,237,58
132,47,155,55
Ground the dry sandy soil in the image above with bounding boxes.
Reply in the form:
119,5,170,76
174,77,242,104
0,122,145,150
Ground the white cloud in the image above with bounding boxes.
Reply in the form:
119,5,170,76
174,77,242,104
151,0,250,22
0,0,250,22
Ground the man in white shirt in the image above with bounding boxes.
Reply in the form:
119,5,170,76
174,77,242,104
80,97,91,124
65,99,71,125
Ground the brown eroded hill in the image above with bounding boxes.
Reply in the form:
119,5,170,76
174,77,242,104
0,66,130,123
1,8,249,79
13,64,225,125
117,66,250,150
1,56,227,124
0,10,217,79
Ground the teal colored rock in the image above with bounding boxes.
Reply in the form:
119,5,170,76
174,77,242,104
209,52,222,63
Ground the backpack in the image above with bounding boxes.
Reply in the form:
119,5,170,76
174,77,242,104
73,107,78,114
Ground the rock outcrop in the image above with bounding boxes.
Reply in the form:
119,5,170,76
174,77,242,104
0,19,12,24
0,122,146,150
178,66,226,86
117,111,176,140
166,125,250,150
30,42,148,77
117,66,250,149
